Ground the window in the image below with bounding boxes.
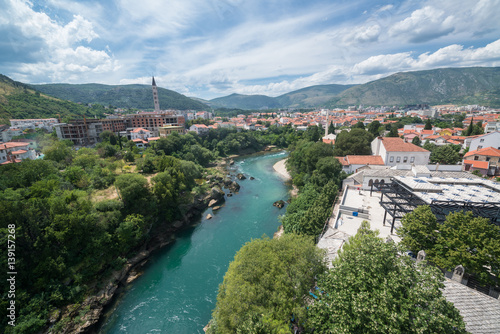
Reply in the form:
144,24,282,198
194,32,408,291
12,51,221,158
480,139,484,142
403,156,408,163
389,156,394,163
396,157,401,163
478,146,483,149
410,156,415,163
486,157,490,162
474,156,479,160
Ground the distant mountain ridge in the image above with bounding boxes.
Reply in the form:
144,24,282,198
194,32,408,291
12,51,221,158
32,83,207,110
208,84,356,110
327,67,500,107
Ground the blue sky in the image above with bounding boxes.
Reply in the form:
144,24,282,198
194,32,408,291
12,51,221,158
1,0,500,100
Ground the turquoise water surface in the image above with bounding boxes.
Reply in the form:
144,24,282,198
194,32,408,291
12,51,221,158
99,151,290,333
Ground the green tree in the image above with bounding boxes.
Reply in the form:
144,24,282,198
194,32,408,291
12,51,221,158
307,224,466,333
386,125,399,137
433,211,500,285
352,121,365,130
208,234,326,334
115,173,152,213
463,117,474,136
332,128,373,156
424,118,432,130
400,207,500,286
430,144,461,164
43,140,74,164
328,121,335,134
400,205,439,254
367,120,381,136
411,136,421,146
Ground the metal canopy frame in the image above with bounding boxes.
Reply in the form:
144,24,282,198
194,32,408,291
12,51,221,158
375,179,500,233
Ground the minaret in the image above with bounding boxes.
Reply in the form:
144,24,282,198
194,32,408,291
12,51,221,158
152,76,160,112
325,112,329,137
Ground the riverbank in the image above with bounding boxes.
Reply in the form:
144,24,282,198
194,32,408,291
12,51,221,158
273,158,298,197
99,151,289,333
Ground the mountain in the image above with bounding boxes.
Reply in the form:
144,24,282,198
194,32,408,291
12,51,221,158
276,84,355,108
209,84,354,110
0,74,104,125
32,83,208,110
209,93,282,109
327,67,500,107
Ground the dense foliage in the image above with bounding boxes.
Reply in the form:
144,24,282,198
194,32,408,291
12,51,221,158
423,142,461,164
282,140,345,236
307,223,467,333
31,83,207,110
332,128,374,156
400,206,500,285
207,234,326,334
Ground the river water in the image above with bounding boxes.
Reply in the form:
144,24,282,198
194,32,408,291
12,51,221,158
99,151,290,333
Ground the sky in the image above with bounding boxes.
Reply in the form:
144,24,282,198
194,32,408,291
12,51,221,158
1,0,500,100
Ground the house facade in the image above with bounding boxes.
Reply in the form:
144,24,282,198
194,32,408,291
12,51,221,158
467,131,500,151
371,137,430,166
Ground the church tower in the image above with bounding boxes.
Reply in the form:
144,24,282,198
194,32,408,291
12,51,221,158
152,76,160,112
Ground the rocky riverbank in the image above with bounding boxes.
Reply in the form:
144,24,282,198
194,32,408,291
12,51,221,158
46,172,238,334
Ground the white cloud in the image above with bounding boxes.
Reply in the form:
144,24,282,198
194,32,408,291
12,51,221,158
344,24,380,44
0,0,118,82
390,6,455,43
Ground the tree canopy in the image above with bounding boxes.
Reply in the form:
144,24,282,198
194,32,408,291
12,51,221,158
332,128,374,156
207,234,326,334
307,223,467,333
400,206,500,285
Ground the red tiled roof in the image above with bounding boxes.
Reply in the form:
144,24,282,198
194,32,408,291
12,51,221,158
336,156,348,166
464,147,500,158
11,150,27,155
421,130,434,135
0,142,29,150
379,137,429,153
346,155,384,165
131,127,149,133
463,159,489,169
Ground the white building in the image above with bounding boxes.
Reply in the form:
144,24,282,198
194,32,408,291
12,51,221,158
467,131,500,151
371,137,430,166
9,118,59,131
0,142,37,164
484,122,500,133
189,124,210,135
1,128,23,142
130,127,152,141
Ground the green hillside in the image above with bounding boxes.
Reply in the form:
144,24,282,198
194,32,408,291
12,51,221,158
0,74,105,125
210,93,281,109
327,67,500,107
276,84,355,108
32,83,208,110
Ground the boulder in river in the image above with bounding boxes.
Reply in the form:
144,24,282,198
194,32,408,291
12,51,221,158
250,176,255,180
208,199,218,207
227,193,233,197
236,173,246,180
228,181,240,193
212,205,221,211
273,200,285,209
206,214,213,220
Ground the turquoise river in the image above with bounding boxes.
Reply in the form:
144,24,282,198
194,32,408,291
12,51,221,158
99,151,290,333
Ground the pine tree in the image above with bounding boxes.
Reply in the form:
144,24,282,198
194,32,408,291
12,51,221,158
424,118,432,130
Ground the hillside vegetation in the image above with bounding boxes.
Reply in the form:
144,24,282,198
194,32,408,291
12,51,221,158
210,93,282,109
0,74,105,125
276,84,355,108
327,67,500,107
32,83,208,110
